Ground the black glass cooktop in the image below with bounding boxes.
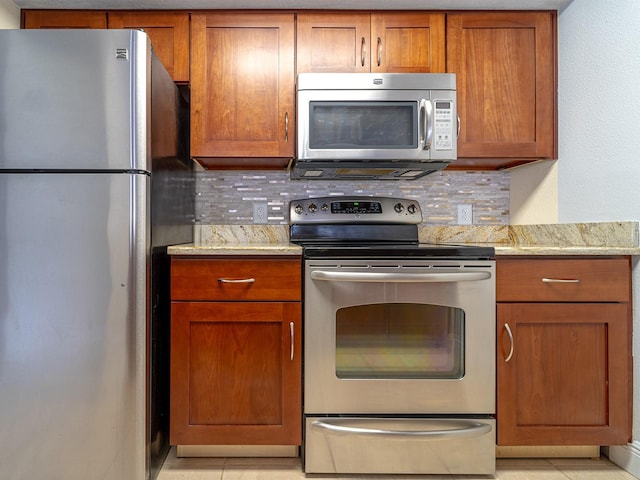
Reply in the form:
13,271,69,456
289,224,495,259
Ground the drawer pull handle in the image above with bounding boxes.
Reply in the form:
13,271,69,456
542,278,581,283
217,278,256,284
290,321,295,361
504,323,514,363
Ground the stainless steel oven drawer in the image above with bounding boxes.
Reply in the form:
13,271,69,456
304,416,496,475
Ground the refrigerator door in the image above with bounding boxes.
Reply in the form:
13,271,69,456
0,29,149,171
0,172,148,479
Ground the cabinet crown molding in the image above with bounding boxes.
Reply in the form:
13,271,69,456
16,0,573,11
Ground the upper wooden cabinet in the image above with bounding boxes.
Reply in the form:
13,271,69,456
190,12,295,167
23,9,558,171
22,10,107,29
446,12,557,169
23,10,190,83
296,12,445,74
108,12,190,83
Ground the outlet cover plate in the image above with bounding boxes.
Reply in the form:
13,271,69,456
253,203,268,224
457,204,473,225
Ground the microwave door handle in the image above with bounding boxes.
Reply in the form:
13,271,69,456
420,99,433,151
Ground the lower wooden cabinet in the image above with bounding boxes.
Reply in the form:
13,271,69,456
496,257,632,446
170,256,302,446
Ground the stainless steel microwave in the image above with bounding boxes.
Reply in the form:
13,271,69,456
292,73,457,180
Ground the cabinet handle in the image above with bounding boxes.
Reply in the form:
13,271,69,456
457,115,461,138
217,278,256,284
289,321,295,361
361,37,366,67
504,323,514,363
376,37,382,67
542,278,581,283
284,112,289,142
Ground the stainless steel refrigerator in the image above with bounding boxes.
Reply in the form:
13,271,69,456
0,29,194,479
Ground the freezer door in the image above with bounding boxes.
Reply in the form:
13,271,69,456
0,172,148,480
0,29,149,171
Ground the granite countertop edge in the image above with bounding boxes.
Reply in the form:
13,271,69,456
167,222,640,256
167,243,303,256
167,244,640,256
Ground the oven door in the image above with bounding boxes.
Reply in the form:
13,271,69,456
304,259,495,415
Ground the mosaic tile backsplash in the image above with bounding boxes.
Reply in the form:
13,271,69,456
195,169,510,226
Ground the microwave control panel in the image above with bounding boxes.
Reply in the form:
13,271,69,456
433,100,454,151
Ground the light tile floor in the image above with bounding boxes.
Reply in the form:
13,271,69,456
158,449,639,480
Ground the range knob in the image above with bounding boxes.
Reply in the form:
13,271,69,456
321,203,329,212
308,203,318,213
394,202,404,213
294,204,304,215
407,204,417,214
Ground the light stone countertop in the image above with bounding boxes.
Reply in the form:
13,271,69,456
168,243,303,256
167,222,640,256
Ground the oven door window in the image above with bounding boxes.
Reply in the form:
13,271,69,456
309,101,418,149
335,303,464,379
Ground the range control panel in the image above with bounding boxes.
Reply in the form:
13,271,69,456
289,196,423,224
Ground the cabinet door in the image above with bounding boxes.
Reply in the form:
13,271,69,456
22,10,107,28
497,303,631,446
170,301,302,445
371,13,445,73
108,12,190,83
190,13,295,162
447,12,556,167
296,12,370,73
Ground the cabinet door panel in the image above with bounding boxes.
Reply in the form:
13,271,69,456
296,13,370,73
108,12,190,82
372,13,445,73
447,12,556,161
497,303,631,446
189,315,283,425
191,13,294,159
171,301,302,445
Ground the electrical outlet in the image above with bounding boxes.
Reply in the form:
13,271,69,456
457,204,473,225
253,203,268,224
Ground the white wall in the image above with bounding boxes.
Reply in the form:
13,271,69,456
0,0,19,28
557,0,640,474
510,161,558,224
558,0,640,222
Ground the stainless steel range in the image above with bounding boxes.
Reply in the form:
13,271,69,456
289,196,496,475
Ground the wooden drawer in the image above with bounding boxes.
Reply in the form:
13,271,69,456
496,257,630,302
171,257,302,301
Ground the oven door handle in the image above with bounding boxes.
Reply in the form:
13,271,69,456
311,419,492,439
310,270,491,283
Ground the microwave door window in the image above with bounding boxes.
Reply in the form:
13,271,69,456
309,102,418,149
